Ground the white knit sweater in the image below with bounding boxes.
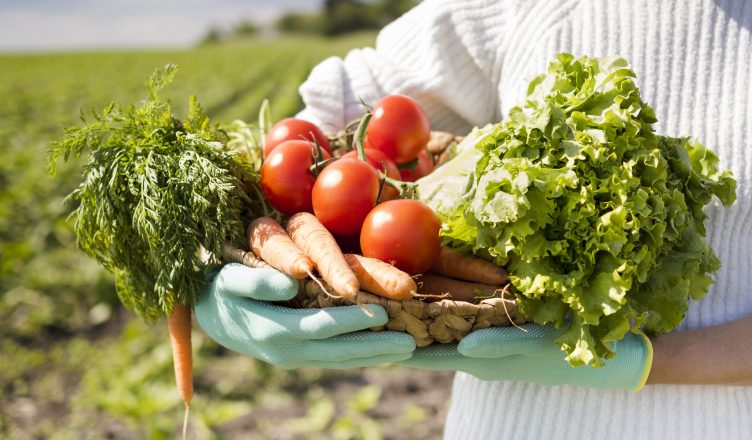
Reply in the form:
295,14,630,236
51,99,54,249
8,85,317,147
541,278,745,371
297,0,752,438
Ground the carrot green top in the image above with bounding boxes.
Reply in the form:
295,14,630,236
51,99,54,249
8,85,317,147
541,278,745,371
48,65,265,321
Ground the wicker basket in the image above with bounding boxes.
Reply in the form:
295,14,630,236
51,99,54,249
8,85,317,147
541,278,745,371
294,280,526,347
223,239,527,348
222,131,529,346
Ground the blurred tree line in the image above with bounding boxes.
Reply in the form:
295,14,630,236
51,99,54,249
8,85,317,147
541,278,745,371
279,0,420,36
200,20,259,45
201,0,419,44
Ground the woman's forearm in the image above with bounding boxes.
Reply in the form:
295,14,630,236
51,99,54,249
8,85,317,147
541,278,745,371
647,315,752,385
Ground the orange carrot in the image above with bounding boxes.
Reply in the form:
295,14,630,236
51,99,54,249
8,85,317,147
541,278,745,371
221,240,273,270
247,217,314,279
167,302,192,439
286,212,359,299
431,247,508,285
345,254,416,301
416,273,504,303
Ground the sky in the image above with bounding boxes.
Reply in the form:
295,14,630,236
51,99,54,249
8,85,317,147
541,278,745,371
0,0,321,52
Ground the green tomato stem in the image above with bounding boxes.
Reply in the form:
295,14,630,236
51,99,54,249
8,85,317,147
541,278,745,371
354,112,372,161
380,172,418,199
375,174,386,205
309,157,336,175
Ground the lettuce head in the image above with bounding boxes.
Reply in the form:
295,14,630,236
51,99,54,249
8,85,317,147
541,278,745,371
418,53,736,367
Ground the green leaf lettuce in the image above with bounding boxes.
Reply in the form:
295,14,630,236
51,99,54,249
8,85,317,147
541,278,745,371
419,53,736,367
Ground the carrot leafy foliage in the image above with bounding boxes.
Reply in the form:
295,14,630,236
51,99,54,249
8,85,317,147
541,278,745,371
49,65,264,321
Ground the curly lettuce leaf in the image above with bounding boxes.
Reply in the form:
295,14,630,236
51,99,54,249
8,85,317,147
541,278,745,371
421,53,736,367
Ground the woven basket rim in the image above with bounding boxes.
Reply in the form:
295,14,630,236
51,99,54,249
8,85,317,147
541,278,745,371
293,279,528,346
220,240,529,346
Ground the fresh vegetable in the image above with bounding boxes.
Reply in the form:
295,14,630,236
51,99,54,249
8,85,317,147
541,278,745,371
345,254,416,300
399,151,434,182
360,199,442,275
287,212,360,299
415,273,503,303
312,158,381,236
167,302,193,437
431,247,507,285
264,117,331,158
48,64,264,318
247,217,314,279
341,148,401,201
261,139,330,215
48,65,266,425
365,94,431,165
222,241,273,270
419,53,736,366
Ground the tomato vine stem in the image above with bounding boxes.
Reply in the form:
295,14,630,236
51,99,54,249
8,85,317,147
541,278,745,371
380,172,417,199
353,112,372,161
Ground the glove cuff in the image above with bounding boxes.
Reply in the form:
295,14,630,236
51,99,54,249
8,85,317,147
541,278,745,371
629,332,654,392
579,331,653,391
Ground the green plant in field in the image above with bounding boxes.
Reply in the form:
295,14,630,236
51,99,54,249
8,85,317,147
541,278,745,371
330,384,383,440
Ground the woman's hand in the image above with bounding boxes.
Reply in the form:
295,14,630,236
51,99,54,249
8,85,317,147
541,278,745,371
195,263,416,369
648,315,752,385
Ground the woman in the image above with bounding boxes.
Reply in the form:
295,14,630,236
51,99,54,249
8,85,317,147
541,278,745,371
196,0,752,437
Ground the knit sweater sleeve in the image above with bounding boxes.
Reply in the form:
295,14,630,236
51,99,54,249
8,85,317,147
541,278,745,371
296,0,513,134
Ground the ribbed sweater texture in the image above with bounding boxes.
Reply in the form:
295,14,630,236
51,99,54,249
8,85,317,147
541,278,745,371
297,1,752,438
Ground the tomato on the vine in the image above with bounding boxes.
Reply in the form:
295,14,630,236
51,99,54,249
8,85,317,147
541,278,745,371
365,95,431,165
399,151,435,182
341,148,401,201
264,118,331,158
260,140,330,215
360,199,441,274
312,158,380,236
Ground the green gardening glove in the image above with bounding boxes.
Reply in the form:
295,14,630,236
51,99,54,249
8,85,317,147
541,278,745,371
398,324,653,391
195,263,416,369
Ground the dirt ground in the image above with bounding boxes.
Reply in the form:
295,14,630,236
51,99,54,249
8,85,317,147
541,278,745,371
1,309,456,440
213,368,455,440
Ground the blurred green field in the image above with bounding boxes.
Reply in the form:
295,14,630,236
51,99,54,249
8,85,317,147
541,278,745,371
0,34,452,439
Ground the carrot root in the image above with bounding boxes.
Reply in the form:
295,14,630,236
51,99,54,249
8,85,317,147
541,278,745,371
221,241,273,269
431,247,508,285
415,273,505,303
248,217,314,279
345,254,416,301
167,303,192,439
287,213,359,300
182,402,190,440
306,269,337,299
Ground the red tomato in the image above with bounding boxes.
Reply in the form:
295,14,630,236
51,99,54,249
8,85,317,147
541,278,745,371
264,118,331,158
312,159,380,236
341,148,401,201
261,140,330,215
365,95,431,165
399,151,435,182
360,199,441,274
